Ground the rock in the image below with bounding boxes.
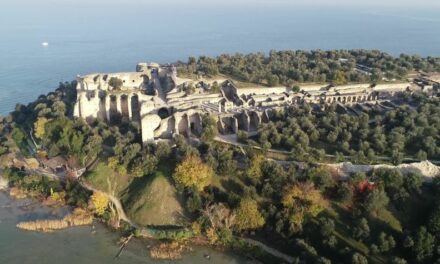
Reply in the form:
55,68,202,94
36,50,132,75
326,161,440,181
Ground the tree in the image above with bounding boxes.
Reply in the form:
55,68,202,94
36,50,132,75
108,77,123,90
416,150,428,161
404,172,423,194
318,217,335,237
237,130,248,143
307,166,335,191
173,155,213,191
200,115,218,142
363,188,389,215
291,85,300,92
155,141,172,161
336,182,353,202
34,117,48,140
129,155,157,177
90,191,109,216
246,155,265,179
377,232,396,252
282,182,325,228
411,227,435,262
428,205,440,237
11,127,25,146
390,257,407,264
268,74,280,86
332,70,347,85
352,218,370,241
202,203,236,231
234,198,265,231
352,253,368,264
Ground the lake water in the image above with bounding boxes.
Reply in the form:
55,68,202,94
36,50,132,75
1,4,440,114
0,191,245,264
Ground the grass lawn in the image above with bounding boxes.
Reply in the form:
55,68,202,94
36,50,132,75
86,160,186,227
120,161,186,227
84,162,130,197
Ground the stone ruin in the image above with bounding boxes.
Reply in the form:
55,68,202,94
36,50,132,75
73,63,431,145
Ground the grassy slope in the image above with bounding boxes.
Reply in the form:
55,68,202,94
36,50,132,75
85,162,130,196
85,161,186,227
121,162,185,227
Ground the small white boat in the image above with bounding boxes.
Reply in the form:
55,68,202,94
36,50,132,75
41,42,49,46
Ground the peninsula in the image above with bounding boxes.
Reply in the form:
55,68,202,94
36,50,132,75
2,50,440,264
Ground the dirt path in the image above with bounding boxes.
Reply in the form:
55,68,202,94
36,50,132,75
79,180,137,228
243,238,295,264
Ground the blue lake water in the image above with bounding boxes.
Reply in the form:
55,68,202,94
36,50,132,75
1,4,440,114
0,191,245,264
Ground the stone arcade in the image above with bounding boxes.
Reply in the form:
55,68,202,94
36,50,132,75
73,63,420,145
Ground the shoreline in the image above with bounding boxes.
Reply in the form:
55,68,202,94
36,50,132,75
0,177,248,262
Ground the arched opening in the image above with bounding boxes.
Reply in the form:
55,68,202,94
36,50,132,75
120,94,129,121
158,107,170,119
109,95,121,124
189,113,202,136
98,92,106,120
131,94,140,122
249,111,260,131
178,115,189,136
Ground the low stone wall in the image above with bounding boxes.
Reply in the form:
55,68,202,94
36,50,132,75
326,160,440,181
236,87,288,96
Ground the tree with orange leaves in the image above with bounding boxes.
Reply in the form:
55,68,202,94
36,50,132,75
173,155,213,191
282,182,325,228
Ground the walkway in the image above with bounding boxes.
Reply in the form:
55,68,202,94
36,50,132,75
79,180,136,228
243,238,295,264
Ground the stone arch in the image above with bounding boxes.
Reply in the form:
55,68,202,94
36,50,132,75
158,107,171,119
98,92,107,120
236,111,250,132
120,94,129,121
189,113,203,136
130,94,140,122
177,114,189,136
220,116,237,134
109,95,120,124
249,111,261,131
